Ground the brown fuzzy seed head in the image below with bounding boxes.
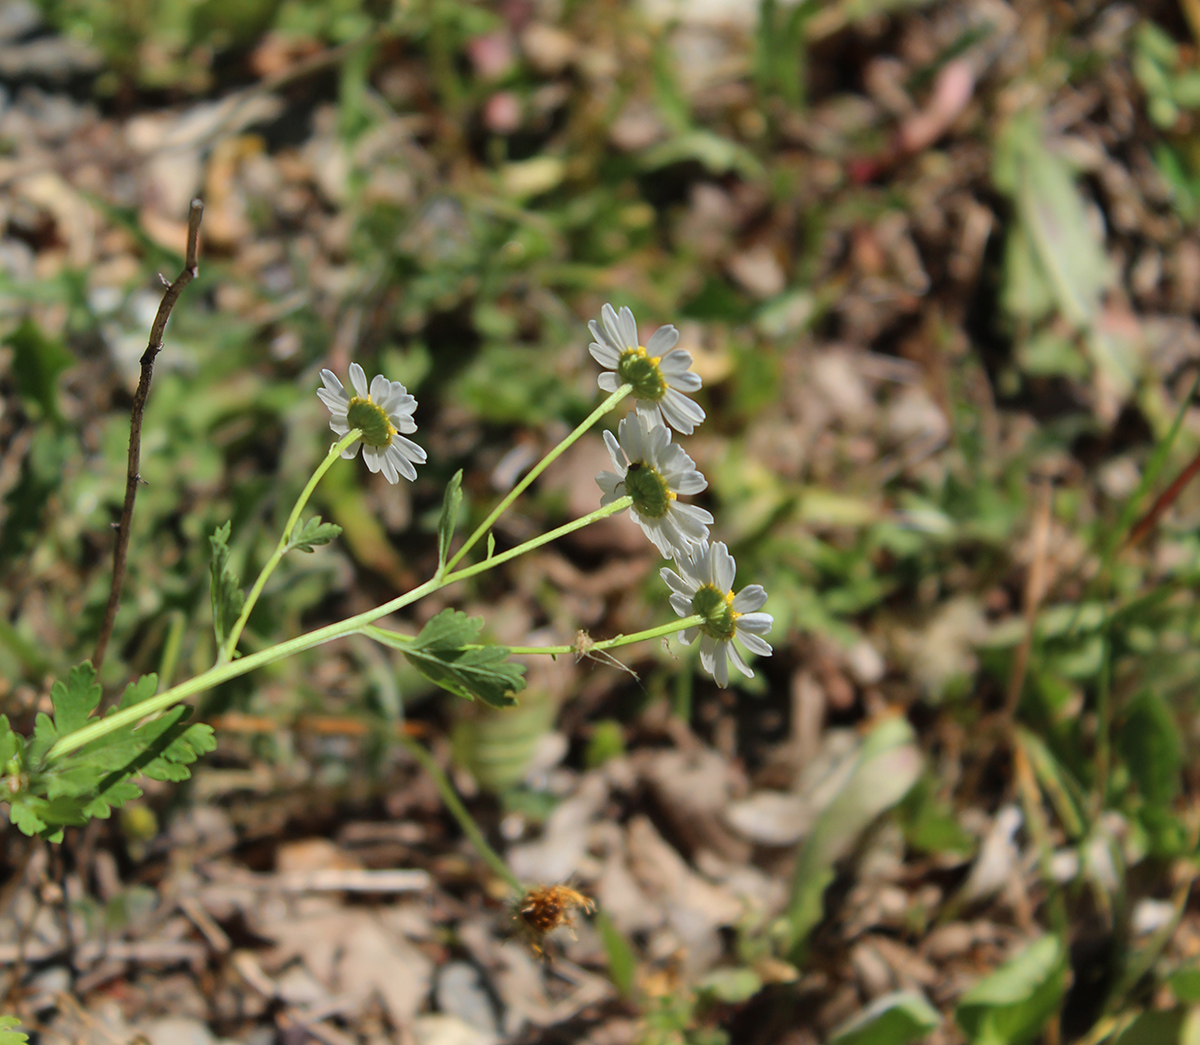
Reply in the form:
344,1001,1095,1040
515,884,596,937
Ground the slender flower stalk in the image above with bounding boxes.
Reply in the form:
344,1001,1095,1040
218,429,361,664
446,384,631,572
46,498,636,762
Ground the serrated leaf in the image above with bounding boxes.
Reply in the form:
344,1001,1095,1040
287,515,342,554
9,796,47,836
831,991,942,1045
378,609,525,708
209,522,245,648
0,1014,30,1044
438,470,464,568
956,935,1066,1045
51,662,102,737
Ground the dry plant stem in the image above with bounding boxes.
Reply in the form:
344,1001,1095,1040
1004,477,1053,720
397,734,523,893
92,199,204,672
46,497,634,762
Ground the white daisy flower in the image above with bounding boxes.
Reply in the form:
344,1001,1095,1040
589,303,705,435
661,540,773,688
597,412,713,558
317,362,427,484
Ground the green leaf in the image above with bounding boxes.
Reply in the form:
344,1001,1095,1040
955,935,1067,1045
1119,690,1182,809
209,522,245,648
287,515,342,554
830,991,942,1045
6,317,73,422
51,662,102,738
374,609,525,708
696,967,763,1005
596,909,637,999
0,1014,30,1044
1169,966,1200,1003
437,470,464,568
787,717,922,957
1112,1008,1190,1045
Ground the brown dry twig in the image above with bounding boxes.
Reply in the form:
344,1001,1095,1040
92,199,204,672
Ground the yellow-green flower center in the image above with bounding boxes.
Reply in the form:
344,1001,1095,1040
346,397,396,448
616,346,666,402
691,585,738,641
624,461,674,519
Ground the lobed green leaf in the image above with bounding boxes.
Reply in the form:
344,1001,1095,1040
287,515,342,553
209,521,245,648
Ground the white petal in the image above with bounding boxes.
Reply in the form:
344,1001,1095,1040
699,635,717,677
665,369,703,393
682,625,700,644
658,348,695,377
726,642,753,679
379,451,400,484
711,542,736,593
340,442,362,460
386,443,418,482
602,430,626,473
590,341,621,368
645,324,680,355
597,471,625,499
661,566,694,597
329,419,350,435
672,503,713,538
361,444,384,472
636,514,674,557
669,592,694,618
736,612,773,634
645,418,671,461
660,389,705,434
349,362,369,398
601,304,627,350
393,434,427,464
370,373,390,401
672,469,707,496
619,413,648,462
733,585,768,613
738,632,773,657
320,369,347,396
317,388,349,415
598,372,622,393
712,642,730,687
617,306,639,350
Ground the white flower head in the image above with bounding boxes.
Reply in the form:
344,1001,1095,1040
589,303,705,435
317,363,427,484
597,412,713,558
661,540,773,688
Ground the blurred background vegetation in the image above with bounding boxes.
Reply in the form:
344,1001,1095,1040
5,0,1200,1042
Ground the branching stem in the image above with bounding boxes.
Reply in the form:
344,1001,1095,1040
93,200,204,672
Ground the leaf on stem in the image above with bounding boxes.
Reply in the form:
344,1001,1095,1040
0,1014,29,1044
437,469,464,568
373,609,525,708
287,515,343,553
209,521,245,648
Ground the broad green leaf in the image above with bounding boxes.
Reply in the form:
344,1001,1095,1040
1112,1007,1191,1045
956,935,1067,1045
1170,966,1200,1003
374,610,526,708
697,967,763,1005
0,1014,29,1044
830,991,942,1045
437,470,464,568
209,522,245,649
1119,690,1182,809
287,515,342,554
787,717,922,957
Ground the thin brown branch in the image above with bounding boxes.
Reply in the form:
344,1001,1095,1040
1123,444,1200,552
92,199,204,672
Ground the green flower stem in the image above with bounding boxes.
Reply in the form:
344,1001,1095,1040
219,430,362,664
503,615,706,656
45,497,635,764
444,385,631,573
396,733,522,893
442,496,632,586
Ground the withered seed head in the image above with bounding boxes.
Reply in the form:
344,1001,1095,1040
513,884,596,954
